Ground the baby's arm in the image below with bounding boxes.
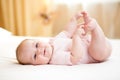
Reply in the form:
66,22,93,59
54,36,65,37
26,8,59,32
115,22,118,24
70,28,85,65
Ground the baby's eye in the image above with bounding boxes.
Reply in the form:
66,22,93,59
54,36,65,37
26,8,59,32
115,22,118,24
36,43,38,48
34,54,36,59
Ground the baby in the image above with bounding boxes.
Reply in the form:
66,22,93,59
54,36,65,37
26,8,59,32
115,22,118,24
16,11,112,65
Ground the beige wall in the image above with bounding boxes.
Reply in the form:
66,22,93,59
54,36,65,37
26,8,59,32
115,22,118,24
85,2,120,38
0,0,54,36
52,3,83,36
0,0,120,38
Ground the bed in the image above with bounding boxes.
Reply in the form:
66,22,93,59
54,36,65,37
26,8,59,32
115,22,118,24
0,28,120,80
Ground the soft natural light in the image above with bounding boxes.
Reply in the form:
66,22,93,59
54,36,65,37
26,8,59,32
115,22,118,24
53,0,120,10
54,0,120,5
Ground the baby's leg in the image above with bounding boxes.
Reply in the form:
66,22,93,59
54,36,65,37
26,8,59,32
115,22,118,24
82,12,112,62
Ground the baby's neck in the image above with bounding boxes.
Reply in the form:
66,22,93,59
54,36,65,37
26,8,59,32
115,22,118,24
48,43,54,64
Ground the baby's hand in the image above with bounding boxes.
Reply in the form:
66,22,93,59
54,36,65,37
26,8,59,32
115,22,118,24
76,24,86,38
64,12,83,38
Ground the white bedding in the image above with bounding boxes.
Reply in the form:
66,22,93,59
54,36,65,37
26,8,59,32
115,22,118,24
0,32,120,80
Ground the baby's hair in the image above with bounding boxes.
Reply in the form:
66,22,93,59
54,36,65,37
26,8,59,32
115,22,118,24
16,39,29,65
16,40,23,64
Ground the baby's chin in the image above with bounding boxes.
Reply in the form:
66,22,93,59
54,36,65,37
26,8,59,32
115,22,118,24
48,46,54,60
45,45,53,58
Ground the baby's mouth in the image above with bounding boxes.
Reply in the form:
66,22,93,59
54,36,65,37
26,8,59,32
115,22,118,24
44,49,46,56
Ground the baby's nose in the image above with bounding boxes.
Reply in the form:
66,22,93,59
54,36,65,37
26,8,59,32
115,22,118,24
37,42,41,48
37,48,44,55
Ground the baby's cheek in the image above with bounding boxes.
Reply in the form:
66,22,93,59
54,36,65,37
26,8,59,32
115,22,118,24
36,55,42,61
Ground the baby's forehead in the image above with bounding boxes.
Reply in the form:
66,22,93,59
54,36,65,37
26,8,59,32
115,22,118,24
23,39,36,43
20,40,35,56
22,39,43,46
25,39,40,42
20,39,34,47
25,39,35,42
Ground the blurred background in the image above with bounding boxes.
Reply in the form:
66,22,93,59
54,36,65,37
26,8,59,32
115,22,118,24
0,0,120,38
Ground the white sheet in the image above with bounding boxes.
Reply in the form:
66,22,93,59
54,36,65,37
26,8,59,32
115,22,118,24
0,35,120,80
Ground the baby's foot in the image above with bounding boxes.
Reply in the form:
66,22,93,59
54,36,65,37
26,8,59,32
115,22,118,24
81,11,98,32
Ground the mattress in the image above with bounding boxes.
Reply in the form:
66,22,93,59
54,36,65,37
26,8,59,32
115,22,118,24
0,28,120,80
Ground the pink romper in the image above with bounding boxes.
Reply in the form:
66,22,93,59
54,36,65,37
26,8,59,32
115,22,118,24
49,32,97,65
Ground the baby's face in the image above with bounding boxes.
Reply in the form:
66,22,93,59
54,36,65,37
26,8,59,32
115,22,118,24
19,39,53,65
